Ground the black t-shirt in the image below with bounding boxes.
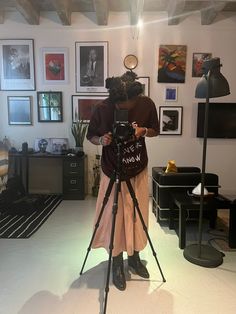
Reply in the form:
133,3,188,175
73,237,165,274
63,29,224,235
87,95,159,180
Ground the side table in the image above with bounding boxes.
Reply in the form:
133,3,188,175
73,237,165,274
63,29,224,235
169,190,236,249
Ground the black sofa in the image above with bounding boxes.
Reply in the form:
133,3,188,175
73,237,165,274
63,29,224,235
152,166,219,221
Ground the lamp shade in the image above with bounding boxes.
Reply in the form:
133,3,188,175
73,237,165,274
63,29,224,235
195,58,230,99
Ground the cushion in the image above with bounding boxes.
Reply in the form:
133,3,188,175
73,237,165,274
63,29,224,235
152,166,201,181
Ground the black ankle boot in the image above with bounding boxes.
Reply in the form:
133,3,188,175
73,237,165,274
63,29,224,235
112,252,126,291
128,251,149,278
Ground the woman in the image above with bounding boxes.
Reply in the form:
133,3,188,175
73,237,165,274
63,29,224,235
87,72,159,291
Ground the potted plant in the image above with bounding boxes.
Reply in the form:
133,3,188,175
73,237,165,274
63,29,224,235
71,120,89,151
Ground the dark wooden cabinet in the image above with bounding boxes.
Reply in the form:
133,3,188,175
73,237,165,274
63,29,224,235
9,152,87,200
63,156,86,200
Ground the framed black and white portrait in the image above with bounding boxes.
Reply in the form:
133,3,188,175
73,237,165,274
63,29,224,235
0,39,35,91
75,41,108,93
8,96,32,125
51,138,69,154
159,106,183,135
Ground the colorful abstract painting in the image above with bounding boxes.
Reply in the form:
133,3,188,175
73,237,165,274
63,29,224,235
192,52,212,77
157,45,187,83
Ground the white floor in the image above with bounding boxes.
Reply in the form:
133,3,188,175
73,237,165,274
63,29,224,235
1,196,236,314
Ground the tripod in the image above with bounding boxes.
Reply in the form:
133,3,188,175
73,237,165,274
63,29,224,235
80,141,166,314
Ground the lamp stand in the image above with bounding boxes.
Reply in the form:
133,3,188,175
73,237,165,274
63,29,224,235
183,69,223,267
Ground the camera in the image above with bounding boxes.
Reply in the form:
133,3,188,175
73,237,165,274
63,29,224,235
112,109,135,143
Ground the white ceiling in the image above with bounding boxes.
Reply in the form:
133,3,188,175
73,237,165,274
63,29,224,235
0,0,236,26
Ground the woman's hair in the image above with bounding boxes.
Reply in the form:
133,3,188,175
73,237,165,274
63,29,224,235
106,77,127,103
106,71,143,103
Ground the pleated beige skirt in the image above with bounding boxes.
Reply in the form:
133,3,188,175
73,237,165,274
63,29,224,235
91,167,149,257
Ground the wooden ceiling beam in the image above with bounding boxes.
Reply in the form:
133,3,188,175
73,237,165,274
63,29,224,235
15,0,39,25
0,11,4,24
167,0,186,25
129,0,144,25
0,0,235,27
93,0,109,25
200,2,227,25
51,0,72,26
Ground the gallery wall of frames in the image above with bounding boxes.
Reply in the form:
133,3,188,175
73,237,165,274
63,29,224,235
0,39,211,135
0,39,110,125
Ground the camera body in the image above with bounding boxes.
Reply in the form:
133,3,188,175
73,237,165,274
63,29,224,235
112,109,135,142
112,121,134,143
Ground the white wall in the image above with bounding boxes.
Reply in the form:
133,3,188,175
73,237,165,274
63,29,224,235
0,11,236,194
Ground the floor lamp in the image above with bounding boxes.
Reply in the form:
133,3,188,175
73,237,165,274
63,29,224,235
183,57,230,267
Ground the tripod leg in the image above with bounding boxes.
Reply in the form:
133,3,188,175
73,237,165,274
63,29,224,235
80,176,115,275
103,175,121,314
125,179,166,282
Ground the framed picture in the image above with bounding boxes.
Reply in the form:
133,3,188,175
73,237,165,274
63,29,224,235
159,106,183,135
37,91,63,122
75,41,108,93
41,47,69,84
51,138,69,154
164,86,178,101
158,44,187,83
72,95,107,122
192,52,212,77
0,39,35,90
7,96,32,125
136,76,150,96
34,138,51,153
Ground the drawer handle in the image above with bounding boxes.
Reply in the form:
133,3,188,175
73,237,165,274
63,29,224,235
70,179,77,184
70,162,77,167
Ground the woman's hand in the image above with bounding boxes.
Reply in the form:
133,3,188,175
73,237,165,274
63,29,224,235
132,122,147,139
100,132,112,146
89,132,112,146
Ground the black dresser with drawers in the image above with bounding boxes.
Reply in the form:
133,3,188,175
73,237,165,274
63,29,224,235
63,155,87,200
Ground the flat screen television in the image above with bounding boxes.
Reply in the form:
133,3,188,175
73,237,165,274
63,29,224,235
197,102,236,138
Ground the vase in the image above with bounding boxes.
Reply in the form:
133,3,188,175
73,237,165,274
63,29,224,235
74,146,83,153
74,146,85,157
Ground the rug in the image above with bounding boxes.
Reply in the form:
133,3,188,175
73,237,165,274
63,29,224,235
0,194,62,239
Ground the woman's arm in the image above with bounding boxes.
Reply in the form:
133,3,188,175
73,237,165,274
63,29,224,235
133,125,159,139
89,132,112,146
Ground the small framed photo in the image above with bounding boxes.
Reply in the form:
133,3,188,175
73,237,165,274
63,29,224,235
75,41,108,93
159,106,183,135
192,52,212,77
164,86,178,101
34,138,51,153
8,96,32,125
37,91,63,122
136,76,150,96
51,138,69,154
0,39,35,91
72,94,107,122
41,47,69,84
